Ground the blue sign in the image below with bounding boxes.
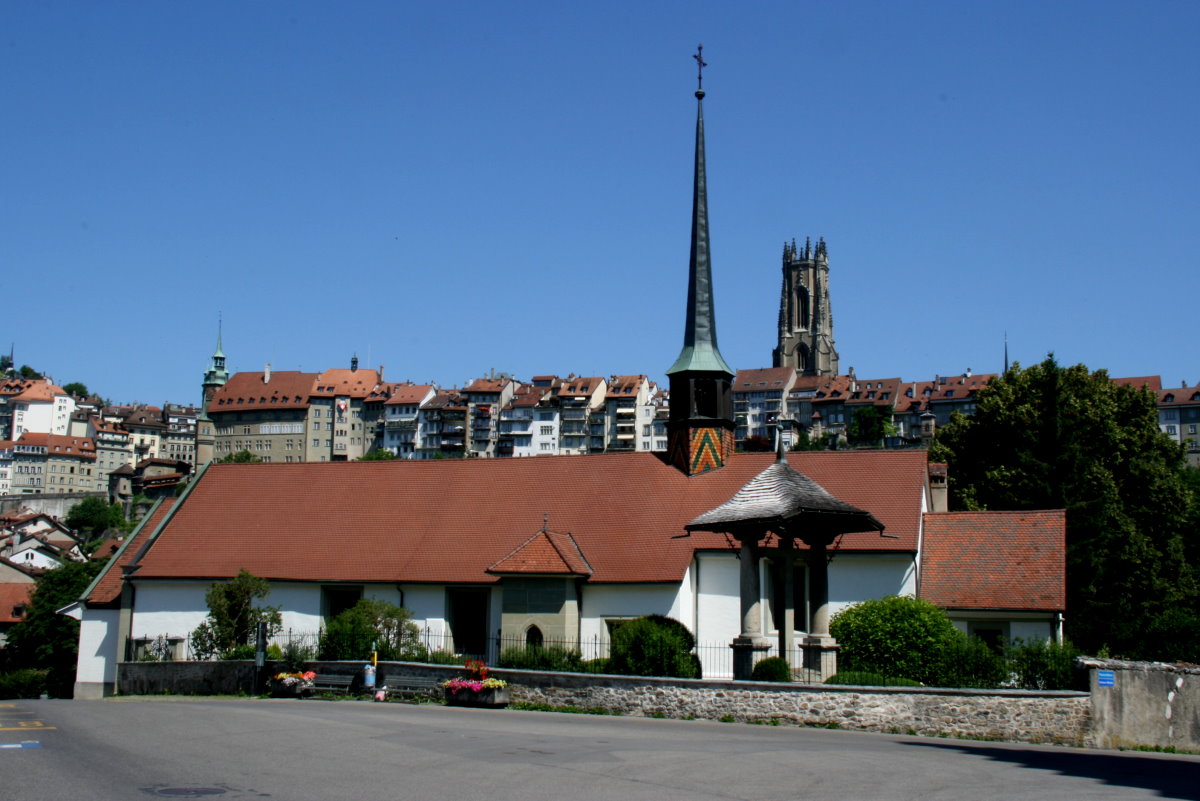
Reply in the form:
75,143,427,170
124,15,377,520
1098,670,1115,687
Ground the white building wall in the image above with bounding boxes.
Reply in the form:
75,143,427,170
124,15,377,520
130,582,211,642
74,608,120,698
578,583,683,654
828,554,917,619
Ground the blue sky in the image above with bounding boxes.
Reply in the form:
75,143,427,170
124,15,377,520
5,2,1197,405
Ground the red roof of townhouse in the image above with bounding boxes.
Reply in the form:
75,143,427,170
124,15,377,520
1112,376,1163,391
210,371,316,411
12,380,67,403
734,367,796,391
119,450,929,588
17,433,96,459
314,368,383,398
1158,386,1200,406
558,377,605,398
0,583,33,624
383,384,435,406
919,510,1066,611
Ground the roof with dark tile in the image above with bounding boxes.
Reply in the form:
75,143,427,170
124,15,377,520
126,450,928,587
919,510,1065,611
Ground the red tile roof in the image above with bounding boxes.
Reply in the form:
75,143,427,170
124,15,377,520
383,384,435,405
1113,376,1163,391
734,367,796,390
210,371,316,411
314,368,383,398
919,510,1065,611
127,451,929,587
0,583,33,624
488,530,592,576
85,499,178,607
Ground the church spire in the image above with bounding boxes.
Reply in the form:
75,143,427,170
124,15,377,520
667,45,733,378
666,46,736,476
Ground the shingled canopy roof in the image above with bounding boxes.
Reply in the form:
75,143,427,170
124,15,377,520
686,454,885,539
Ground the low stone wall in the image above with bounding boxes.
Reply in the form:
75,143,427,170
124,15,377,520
115,660,1090,747
1083,658,1200,751
491,669,1090,746
119,660,263,696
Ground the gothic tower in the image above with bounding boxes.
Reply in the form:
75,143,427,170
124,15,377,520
772,237,839,377
195,324,229,466
666,47,736,476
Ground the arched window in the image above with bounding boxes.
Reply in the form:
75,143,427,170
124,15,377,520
797,287,810,329
526,625,544,648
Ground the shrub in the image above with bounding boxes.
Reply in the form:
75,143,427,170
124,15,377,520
421,649,463,665
318,599,423,661
189,570,281,660
497,645,584,672
830,596,958,685
608,615,700,679
1007,638,1083,690
582,657,610,674
0,669,48,699
750,656,792,682
825,671,921,687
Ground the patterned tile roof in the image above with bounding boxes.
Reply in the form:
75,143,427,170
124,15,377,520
919,510,1065,611
125,450,928,586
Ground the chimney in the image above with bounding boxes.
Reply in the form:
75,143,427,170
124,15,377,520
351,355,359,372
263,363,271,384
928,462,949,513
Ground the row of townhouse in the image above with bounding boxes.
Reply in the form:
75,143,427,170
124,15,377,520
732,366,997,450
0,377,76,441
0,398,201,497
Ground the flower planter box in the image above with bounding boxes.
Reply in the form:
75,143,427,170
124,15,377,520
270,681,310,698
443,686,510,708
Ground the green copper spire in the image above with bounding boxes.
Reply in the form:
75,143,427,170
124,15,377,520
667,45,733,377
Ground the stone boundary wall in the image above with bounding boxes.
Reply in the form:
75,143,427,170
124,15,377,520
0,491,102,519
1082,658,1200,751
117,660,1089,747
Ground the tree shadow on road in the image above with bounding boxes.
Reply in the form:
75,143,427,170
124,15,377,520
903,741,1200,801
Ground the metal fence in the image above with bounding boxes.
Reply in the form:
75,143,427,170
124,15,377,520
132,628,825,682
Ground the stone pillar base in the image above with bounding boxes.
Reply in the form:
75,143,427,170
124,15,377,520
731,636,772,680
802,634,839,682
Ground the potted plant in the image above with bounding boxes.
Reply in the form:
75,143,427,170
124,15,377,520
271,670,316,697
442,659,509,708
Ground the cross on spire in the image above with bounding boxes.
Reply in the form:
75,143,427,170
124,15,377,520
693,44,707,95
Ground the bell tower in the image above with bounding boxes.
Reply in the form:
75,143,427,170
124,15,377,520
772,237,839,377
196,322,229,467
666,46,735,476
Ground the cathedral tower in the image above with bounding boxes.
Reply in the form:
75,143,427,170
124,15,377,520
666,47,736,476
772,237,838,376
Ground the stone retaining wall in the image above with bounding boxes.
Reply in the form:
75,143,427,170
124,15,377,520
115,660,1090,747
1082,658,1200,751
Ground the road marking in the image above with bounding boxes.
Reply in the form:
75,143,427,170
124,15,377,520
0,742,42,749
0,722,55,731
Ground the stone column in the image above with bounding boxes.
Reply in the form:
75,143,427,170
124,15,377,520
731,538,771,680
802,536,839,681
778,535,795,669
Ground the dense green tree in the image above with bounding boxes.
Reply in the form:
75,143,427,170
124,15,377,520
189,570,281,659
65,497,126,545
930,357,1199,657
790,429,828,451
18,365,42,379
61,382,89,398
317,599,423,661
357,449,397,461
739,434,772,452
846,406,891,445
4,560,105,697
219,449,262,463
608,615,700,678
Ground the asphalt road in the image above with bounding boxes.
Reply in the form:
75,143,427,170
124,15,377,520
2,697,1198,801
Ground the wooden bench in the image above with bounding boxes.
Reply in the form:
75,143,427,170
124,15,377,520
379,675,441,701
308,674,356,695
